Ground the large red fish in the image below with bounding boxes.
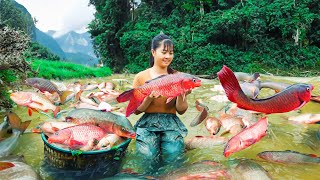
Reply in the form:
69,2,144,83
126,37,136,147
224,116,268,157
47,124,107,149
217,65,313,114
116,73,201,117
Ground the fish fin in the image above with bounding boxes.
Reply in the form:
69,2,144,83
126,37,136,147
51,127,60,132
217,65,243,103
28,108,33,116
245,138,257,145
75,90,83,102
182,93,186,101
31,128,42,133
0,162,15,171
220,130,230,136
60,91,73,104
294,101,307,111
69,139,84,149
166,97,176,103
116,89,134,103
145,75,167,83
308,154,318,158
125,97,144,117
7,112,31,133
53,106,60,118
190,106,208,127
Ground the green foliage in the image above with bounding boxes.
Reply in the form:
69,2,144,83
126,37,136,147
29,59,112,80
88,0,320,76
23,42,60,61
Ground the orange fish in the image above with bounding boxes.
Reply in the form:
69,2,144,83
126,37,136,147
10,91,60,118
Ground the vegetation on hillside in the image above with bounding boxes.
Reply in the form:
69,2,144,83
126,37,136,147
29,59,112,80
89,0,320,75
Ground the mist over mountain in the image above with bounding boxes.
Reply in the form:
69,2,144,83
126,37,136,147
47,31,98,66
13,1,98,66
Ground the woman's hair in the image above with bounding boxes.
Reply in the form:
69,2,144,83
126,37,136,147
149,33,175,74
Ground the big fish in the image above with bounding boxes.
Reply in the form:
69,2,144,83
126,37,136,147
258,150,320,164
232,159,272,180
217,65,313,114
10,91,60,118
0,156,40,179
0,112,31,157
185,136,228,150
161,160,231,180
224,117,268,157
48,124,107,149
65,108,136,139
116,73,201,117
25,78,72,104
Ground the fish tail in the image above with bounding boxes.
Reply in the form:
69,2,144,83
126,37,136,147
217,65,242,103
53,106,60,118
7,112,31,133
117,89,134,103
59,91,73,104
125,96,144,117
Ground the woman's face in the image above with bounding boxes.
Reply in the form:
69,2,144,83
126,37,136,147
152,41,174,68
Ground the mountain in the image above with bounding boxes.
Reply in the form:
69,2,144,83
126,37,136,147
54,31,97,59
48,31,98,66
35,28,66,59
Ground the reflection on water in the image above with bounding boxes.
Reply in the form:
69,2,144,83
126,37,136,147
0,74,320,179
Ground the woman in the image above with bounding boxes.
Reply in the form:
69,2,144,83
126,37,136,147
132,33,190,174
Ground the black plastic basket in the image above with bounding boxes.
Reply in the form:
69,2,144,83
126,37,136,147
41,133,131,176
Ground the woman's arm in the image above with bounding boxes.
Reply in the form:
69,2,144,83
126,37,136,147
175,90,191,115
134,91,159,114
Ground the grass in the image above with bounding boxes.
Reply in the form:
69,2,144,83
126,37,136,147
28,58,112,80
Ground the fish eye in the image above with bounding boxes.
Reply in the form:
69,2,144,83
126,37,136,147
192,79,196,82
54,132,59,135
306,87,310,91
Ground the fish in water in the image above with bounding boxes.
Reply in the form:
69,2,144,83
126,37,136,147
25,77,72,104
65,108,136,139
258,150,320,164
232,159,272,180
161,160,231,180
10,91,60,118
234,72,260,82
48,124,107,150
217,65,313,114
224,117,268,157
0,112,31,157
287,113,320,124
116,73,201,117
0,155,40,179
190,99,209,127
205,117,221,135
185,135,228,150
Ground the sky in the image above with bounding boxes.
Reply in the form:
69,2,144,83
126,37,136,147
15,0,96,36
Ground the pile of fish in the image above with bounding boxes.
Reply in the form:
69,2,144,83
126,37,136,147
35,109,136,151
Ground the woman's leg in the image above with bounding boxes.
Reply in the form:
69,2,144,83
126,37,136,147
136,127,160,174
161,130,185,165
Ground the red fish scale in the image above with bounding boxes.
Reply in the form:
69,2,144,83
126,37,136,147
67,125,106,144
139,74,185,97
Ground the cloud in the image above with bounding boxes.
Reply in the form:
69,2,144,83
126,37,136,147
15,0,95,35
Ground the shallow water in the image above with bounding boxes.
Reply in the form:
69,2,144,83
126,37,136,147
1,73,320,179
